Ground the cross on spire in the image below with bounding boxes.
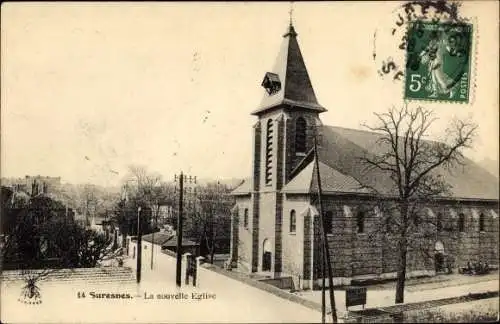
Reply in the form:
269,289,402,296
289,2,294,26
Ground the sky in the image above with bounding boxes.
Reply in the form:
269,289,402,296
2,2,498,187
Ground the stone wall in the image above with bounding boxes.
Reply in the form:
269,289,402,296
309,196,499,284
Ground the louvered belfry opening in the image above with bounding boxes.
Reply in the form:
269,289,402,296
265,119,274,185
295,117,307,154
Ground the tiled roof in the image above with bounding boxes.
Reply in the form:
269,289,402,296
142,232,173,245
142,232,199,247
314,125,499,200
230,178,252,195
281,161,315,193
316,125,398,196
252,24,326,116
282,156,373,195
283,125,498,200
312,161,373,194
161,236,198,248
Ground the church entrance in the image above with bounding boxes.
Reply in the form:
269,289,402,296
434,241,445,273
262,239,272,272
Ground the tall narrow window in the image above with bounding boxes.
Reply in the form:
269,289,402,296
356,211,365,233
458,213,465,232
265,119,273,185
324,211,333,234
290,210,296,233
295,117,307,154
244,208,249,229
479,213,485,232
437,213,443,232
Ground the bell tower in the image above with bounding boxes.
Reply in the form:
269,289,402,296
252,22,327,189
249,22,326,275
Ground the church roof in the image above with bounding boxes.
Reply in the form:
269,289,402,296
282,159,372,194
251,24,326,116
231,178,252,196
283,125,499,200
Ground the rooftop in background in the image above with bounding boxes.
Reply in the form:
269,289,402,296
142,231,199,248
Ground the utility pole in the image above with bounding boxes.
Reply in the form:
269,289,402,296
151,199,158,270
136,206,142,284
314,135,338,323
174,173,196,287
175,172,184,287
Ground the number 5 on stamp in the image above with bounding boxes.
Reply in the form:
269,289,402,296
404,21,472,103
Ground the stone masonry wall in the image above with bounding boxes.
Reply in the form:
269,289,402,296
309,196,499,283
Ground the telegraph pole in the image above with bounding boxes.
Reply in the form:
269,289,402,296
151,199,158,270
314,135,338,323
136,206,142,284
176,173,184,287
174,173,197,287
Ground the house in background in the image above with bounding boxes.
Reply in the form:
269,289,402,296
229,22,499,290
127,229,199,266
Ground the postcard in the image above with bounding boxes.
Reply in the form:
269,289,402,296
1,1,498,323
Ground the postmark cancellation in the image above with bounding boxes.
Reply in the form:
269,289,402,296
404,21,472,103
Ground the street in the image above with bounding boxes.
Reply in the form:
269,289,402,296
1,253,322,323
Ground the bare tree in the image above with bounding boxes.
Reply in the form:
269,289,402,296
186,182,233,263
361,105,477,304
112,166,177,249
127,165,163,207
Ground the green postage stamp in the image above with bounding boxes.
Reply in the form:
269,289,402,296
404,21,472,103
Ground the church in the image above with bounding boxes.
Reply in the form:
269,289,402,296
229,22,499,290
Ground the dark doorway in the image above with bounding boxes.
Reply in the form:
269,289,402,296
435,253,445,273
263,252,272,271
434,241,445,273
262,238,272,271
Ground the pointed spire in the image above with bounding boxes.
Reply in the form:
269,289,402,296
288,3,295,32
284,23,297,38
253,22,326,115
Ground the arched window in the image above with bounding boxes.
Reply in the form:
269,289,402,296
437,213,443,232
458,213,465,232
295,117,307,154
265,119,273,185
243,208,249,229
356,211,365,233
324,211,333,234
290,210,296,233
479,213,485,232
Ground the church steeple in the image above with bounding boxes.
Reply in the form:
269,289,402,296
252,23,326,115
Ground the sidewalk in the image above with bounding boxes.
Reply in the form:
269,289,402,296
362,270,499,291
1,254,323,323
295,277,499,318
